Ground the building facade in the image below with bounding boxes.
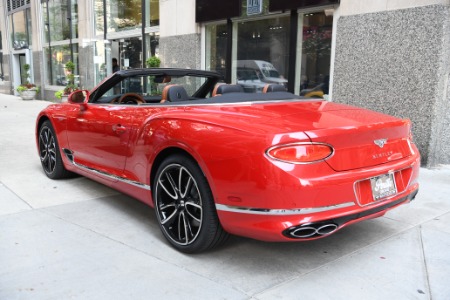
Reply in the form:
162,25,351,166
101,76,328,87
0,0,449,167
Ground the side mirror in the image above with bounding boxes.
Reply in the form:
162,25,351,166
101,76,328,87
68,90,90,104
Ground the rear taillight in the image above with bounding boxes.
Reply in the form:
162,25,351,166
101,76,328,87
266,143,333,164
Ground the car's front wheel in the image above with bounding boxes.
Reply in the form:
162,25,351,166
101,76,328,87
153,154,228,253
38,120,72,179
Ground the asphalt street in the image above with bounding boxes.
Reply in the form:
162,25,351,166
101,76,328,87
1,94,449,300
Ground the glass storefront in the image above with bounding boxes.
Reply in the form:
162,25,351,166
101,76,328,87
205,6,333,96
95,0,159,36
42,0,79,86
10,8,32,50
236,16,290,93
92,0,160,86
44,44,79,86
299,12,332,97
205,24,227,76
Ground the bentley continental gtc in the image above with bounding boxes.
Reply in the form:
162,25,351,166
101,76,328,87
36,68,420,253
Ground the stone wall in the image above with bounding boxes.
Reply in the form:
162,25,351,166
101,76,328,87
332,5,450,166
159,33,201,69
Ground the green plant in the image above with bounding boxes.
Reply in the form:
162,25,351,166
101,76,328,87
55,90,63,99
146,56,161,68
57,60,80,98
65,60,76,85
17,85,27,93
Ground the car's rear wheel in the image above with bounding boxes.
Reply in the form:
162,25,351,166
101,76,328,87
153,154,228,253
38,120,71,179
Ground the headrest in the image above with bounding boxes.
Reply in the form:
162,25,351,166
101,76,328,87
161,85,189,102
212,84,244,96
262,84,287,93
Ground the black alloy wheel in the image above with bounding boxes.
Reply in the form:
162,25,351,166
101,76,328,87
38,120,71,179
153,154,228,253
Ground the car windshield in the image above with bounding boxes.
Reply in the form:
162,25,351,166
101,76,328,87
88,69,301,105
104,75,206,98
261,69,280,78
93,73,209,104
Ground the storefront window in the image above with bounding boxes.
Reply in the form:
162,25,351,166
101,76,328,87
42,0,79,86
148,0,159,27
235,16,290,92
44,44,79,86
10,9,31,49
94,0,104,36
299,12,332,97
107,0,143,32
205,23,227,77
43,0,78,42
97,0,158,36
205,7,334,96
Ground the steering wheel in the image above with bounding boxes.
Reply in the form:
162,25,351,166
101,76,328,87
117,93,145,105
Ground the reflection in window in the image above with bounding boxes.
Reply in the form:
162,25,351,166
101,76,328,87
43,0,78,42
94,0,104,36
148,0,160,27
236,17,290,93
44,44,79,86
300,12,332,97
97,0,158,35
42,0,79,86
107,0,142,32
205,23,227,77
10,9,31,50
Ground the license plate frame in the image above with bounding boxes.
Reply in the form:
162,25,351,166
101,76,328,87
370,173,397,201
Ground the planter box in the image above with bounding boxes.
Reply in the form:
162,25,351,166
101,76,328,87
20,90,37,100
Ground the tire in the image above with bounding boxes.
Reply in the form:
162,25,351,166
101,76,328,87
38,120,72,179
153,154,229,253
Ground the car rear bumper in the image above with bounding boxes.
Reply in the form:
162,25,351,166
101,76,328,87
216,184,418,242
215,153,420,242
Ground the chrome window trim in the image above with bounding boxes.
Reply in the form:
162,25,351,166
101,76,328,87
215,202,355,215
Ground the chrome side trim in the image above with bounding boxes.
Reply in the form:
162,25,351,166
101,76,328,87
62,149,151,190
215,202,355,215
74,161,151,190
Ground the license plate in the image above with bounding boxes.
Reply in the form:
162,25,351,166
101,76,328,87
370,173,397,201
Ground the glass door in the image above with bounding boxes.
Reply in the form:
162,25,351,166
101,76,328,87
19,54,27,84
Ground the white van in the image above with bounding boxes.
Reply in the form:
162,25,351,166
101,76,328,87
236,60,287,92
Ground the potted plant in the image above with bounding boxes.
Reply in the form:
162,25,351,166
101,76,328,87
17,64,39,100
146,56,161,68
55,60,79,102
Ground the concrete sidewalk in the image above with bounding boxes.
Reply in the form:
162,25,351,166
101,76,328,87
1,94,449,300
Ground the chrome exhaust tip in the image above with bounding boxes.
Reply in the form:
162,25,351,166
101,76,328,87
284,222,339,239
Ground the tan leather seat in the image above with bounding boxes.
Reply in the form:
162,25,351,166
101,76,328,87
262,84,287,93
160,84,189,103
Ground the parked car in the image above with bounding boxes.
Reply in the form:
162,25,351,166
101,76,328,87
36,68,420,253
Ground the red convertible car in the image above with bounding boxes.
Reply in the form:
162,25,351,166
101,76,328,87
36,68,420,253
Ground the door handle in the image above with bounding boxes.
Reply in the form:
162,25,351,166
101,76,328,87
113,124,127,134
